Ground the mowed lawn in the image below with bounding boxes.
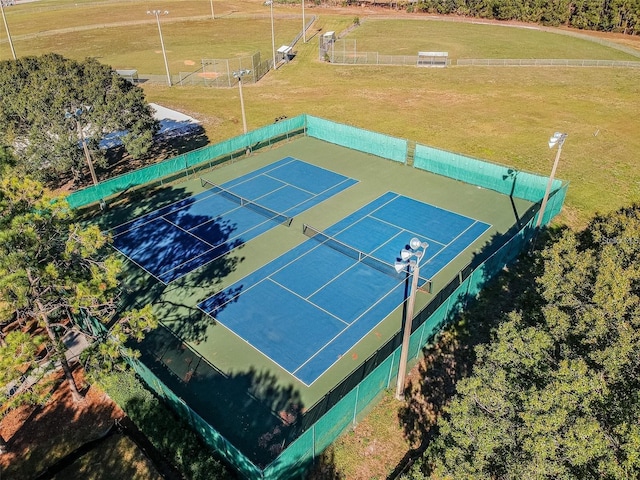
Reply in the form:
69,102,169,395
2,0,639,226
347,17,640,60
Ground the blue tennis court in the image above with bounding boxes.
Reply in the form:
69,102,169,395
198,192,491,385
110,157,358,284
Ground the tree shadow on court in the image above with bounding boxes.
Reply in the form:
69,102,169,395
135,339,315,473
117,224,246,347
77,181,249,349
391,222,566,477
73,175,340,475
66,151,343,477
78,183,195,228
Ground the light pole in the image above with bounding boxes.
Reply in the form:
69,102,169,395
265,1,277,70
393,237,429,400
536,132,567,229
0,0,16,60
65,107,98,187
209,0,215,20
233,69,251,134
302,0,306,43
147,10,171,86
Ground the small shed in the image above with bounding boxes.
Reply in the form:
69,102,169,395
277,45,294,63
417,52,448,68
321,31,336,48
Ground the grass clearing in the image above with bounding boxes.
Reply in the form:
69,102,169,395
51,434,164,480
144,63,640,227
350,18,640,60
307,391,415,480
14,17,304,73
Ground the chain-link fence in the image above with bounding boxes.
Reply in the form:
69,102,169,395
318,38,639,69
320,39,451,66
457,58,640,67
70,114,568,479
175,52,269,87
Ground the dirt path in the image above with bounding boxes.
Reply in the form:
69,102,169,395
0,369,125,479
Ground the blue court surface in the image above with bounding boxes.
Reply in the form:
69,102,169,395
198,192,491,386
110,158,357,284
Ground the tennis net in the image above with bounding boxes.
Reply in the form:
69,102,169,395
302,224,404,279
303,224,433,292
200,178,293,227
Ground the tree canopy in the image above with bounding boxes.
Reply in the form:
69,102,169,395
407,0,640,32
0,53,157,186
0,170,157,452
409,205,640,479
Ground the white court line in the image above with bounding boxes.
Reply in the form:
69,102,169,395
111,157,296,236
370,215,447,249
267,278,350,326
158,212,286,281
194,294,300,381
111,244,168,285
292,196,493,384
109,190,222,238
292,280,403,382
416,220,492,275
195,192,490,386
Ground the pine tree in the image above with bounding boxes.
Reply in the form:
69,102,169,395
0,172,156,415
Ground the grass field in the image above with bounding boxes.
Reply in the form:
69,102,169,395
147,64,639,228
348,18,640,59
2,0,639,476
4,0,633,226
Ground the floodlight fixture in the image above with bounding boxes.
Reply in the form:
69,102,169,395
410,237,428,250
548,131,567,149
395,237,429,400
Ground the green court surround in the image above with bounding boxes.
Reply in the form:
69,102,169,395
78,116,567,479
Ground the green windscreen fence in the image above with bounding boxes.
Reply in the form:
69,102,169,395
66,115,564,212
538,178,568,226
66,115,306,209
68,116,567,479
306,115,408,164
93,193,566,480
414,144,563,203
